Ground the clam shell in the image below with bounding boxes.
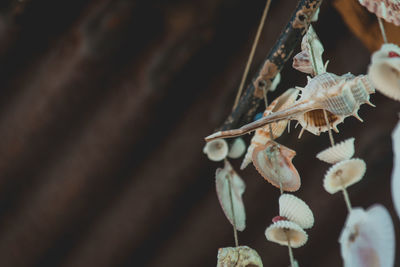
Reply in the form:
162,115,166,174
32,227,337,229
217,246,263,267
203,139,228,161
323,158,367,194
316,137,355,164
339,205,395,267
241,88,299,170
252,141,301,192
265,220,308,248
279,194,314,229
368,43,400,101
392,119,400,219
215,160,246,231
358,0,400,26
227,138,246,159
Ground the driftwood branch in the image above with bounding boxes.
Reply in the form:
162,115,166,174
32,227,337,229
217,0,322,134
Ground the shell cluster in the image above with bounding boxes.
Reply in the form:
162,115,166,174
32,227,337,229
358,0,400,26
217,246,263,267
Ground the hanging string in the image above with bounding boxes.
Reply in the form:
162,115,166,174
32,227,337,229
377,17,388,44
226,164,239,247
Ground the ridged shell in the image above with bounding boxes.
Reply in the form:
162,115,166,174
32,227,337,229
279,194,314,229
215,160,246,231
368,43,400,101
339,205,395,267
392,119,400,219
323,158,366,194
203,139,228,161
227,138,246,159
359,0,400,26
252,141,301,192
217,246,263,267
241,88,300,170
265,220,308,248
316,137,355,164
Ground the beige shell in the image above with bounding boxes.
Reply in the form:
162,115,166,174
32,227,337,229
358,0,400,26
241,88,300,170
227,138,246,159
368,43,400,101
265,220,308,248
316,137,355,164
252,141,301,192
203,139,228,161
339,205,395,267
205,72,375,141
279,194,314,229
323,158,367,194
217,246,263,267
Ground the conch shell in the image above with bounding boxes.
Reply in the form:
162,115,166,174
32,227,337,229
358,0,400,26
252,141,301,192
205,72,375,141
240,88,299,170
368,43,400,101
217,246,263,267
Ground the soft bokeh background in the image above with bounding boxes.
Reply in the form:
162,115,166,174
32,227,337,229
0,0,398,266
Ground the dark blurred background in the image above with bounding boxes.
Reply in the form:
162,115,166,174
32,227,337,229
0,0,398,266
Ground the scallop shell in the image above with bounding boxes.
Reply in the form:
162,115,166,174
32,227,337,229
205,72,375,141
358,0,400,26
316,137,355,164
241,88,300,170
203,139,228,161
265,220,308,248
339,205,395,267
323,158,367,194
227,138,246,159
252,141,301,192
368,43,400,101
391,119,400,219
215,160,246,231
217,246,263,267
279,194,314,229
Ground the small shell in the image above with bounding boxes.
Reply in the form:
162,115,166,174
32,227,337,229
265,220,308,248
391,119,400,219
241,88,299,170
252,141,301,192
217,246,263,267
339,205,395,267
311,7,320,22
215,160,246,231
316,137,355,164
323,158,366,194
368,43,400,101
358,0,400,26
203,139,228,161
279,194,314,229
227,138,246,159
270,72,281,92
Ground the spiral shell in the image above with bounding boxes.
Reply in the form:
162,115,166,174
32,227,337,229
339,205,395,267
241,88,299,170
265,220,308,248
228,138,246,159
358,0,400,26
252,141,301,192
279,194,314,229
203,139,228,161
316,137,355,164
392,119,400,219
368,43,400,101
323,158,366,194
217,246,263,267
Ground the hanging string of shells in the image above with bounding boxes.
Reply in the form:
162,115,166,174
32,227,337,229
204,1,400,266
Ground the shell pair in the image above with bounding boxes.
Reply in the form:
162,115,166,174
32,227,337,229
368,43,400,101
203,137,246,162
265,194,314,248
217,246,263,267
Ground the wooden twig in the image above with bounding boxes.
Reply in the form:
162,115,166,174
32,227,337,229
216,0,322,133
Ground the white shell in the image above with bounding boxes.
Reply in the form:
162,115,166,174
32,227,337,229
265,220,308,248
359,0,400,26
339,205,395,267
279,194,314,229
311,7,320,22
217,246,263,267
227,138,246,159
316,137,355,164
215,160,246,231
203,139,229,161
323,158,367,194
368,43,400,101
270,72,281,92
392,119,400,219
